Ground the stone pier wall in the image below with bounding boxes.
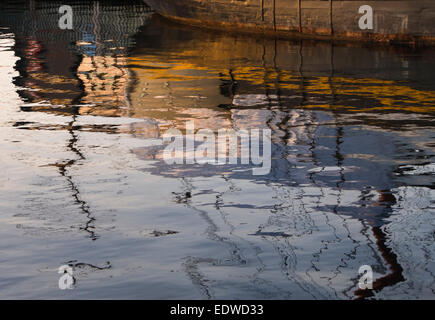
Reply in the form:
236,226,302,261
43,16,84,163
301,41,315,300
144,0,435,44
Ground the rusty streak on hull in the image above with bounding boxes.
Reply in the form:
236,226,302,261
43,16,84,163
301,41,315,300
144,0,435,45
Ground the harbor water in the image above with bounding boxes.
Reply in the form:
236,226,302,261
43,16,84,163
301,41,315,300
0,0,434,299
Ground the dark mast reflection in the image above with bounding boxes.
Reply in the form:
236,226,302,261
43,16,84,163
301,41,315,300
6,0,152,239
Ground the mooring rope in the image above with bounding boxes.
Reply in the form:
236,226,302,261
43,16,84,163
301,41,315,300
261,0,276,30
261,0,264,22
329,0,334,35
298,0,302,32
273,0,276,31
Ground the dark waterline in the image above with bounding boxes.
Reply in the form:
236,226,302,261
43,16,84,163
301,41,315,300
0,0,434,299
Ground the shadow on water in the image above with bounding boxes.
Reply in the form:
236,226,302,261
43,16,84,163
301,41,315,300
0,0,434,299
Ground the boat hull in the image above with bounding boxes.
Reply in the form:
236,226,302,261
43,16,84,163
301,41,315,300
144,0,435,44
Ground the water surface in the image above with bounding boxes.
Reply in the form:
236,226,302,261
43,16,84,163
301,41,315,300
0,0,434,299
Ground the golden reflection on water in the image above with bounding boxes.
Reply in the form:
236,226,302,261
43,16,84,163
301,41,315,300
77,55,131,116
128,53,435,120
16,28,435,126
